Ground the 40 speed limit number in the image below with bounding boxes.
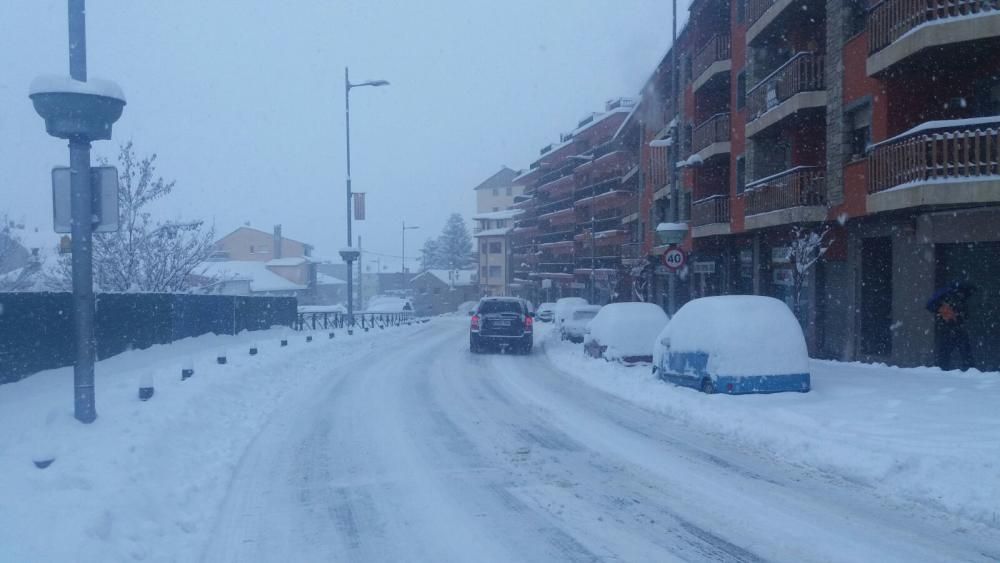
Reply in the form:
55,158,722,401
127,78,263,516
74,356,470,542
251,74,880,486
661,247,686,271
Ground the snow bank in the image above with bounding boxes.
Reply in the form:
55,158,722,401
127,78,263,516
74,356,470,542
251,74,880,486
0,323,417,561
553,297,588,326
586,302,668,359
366,296,413,313
539,323,1000,527
656,296,808,376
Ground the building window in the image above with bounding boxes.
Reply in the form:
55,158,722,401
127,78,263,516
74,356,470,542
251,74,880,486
481,242,488,254
736,155,747,194
845,103,872,162
505,186,512,196
433,287,441,295
492,188,499,196
488,265,502,279
489,242,502,254
481,266,488,278
736,71,747,110
845,0,866,37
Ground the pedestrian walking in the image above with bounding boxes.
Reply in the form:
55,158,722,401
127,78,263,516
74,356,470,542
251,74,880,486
926,282,975,371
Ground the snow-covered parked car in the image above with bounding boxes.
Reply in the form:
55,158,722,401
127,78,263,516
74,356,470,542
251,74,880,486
653,296,810,394
536,302,556,323
584,302,669,364
554,297,588,329
560,304,601,343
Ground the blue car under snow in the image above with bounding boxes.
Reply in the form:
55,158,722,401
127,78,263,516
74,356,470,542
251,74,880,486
653,295,811,395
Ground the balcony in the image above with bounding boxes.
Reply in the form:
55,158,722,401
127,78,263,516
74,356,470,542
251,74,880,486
868,0,1000,75
747,0,824,44
574,255,623,271
692,34,732,93
745,53,826,138
743,166,827,229
536,196,575,224
867,117,1000,213
691,113,731,162
691,195,731,237
621,242,645,263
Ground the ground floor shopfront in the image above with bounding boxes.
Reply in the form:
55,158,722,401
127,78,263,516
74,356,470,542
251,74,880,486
647,205,1000,371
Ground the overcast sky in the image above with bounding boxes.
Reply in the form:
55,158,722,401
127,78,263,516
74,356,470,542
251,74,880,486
0,0,682,271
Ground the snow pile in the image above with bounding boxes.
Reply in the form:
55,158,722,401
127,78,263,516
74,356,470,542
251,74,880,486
655,296,808,376
0,322,418,561
366,296,413,313
585,302,668,359
539,323,1000,526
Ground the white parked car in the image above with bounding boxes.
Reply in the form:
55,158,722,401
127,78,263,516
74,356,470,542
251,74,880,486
553,297,588,330
653,295,811,394
560,304,601,343
584,302,669,364
536,302,556,322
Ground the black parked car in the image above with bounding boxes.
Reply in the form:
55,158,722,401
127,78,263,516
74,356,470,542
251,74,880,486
470,297,533,354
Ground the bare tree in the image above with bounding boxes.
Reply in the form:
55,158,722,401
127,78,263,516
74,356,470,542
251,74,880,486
786,225,833,317
79,141,216,292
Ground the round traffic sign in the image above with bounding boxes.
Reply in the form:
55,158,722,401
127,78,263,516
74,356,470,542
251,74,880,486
661,247,686,271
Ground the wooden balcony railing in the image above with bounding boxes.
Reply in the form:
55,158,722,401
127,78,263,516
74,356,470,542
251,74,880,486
747,0,779,27
869,0,1000,54
746,52,825,123
691,195,731,226
744,166,826,215
868,119,1000,193
692,34,732,80
621,242,645,260
692,113,731,154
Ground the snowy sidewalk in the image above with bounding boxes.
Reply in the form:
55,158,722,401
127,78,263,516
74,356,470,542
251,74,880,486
539,324,1000,528
0,322,421,562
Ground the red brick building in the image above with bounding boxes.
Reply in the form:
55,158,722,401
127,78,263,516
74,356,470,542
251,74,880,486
511,2,1000,370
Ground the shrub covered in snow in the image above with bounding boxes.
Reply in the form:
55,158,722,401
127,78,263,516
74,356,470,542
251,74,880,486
584,302,669,362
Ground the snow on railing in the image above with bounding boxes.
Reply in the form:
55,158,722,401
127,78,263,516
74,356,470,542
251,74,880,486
868,0,999,54
743,166,825,216
868,121,1000,193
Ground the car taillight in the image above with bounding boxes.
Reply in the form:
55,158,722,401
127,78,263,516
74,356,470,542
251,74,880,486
524,315,533,330
471,315,480,330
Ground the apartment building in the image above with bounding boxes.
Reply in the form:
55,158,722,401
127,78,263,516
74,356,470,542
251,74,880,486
511,1,1000,370
473,167,523,296
510,98,639,305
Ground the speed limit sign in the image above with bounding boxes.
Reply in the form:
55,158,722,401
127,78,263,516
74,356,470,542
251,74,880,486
661,247,686,271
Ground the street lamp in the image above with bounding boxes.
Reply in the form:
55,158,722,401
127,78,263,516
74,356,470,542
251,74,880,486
341,67,388,333
402,221,419,273
29,0,125,423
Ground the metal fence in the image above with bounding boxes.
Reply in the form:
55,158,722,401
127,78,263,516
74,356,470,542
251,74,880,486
295,311,414,331
0,293,296,384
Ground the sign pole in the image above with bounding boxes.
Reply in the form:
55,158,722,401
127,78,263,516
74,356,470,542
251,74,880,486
68,0,97,423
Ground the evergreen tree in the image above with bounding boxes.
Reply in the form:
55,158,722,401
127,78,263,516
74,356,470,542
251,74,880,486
436,213,474,269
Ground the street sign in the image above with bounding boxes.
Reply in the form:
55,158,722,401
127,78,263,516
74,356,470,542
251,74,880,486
661,247,686,271
693,261,716,274
353,192,366,220
52,166,119,233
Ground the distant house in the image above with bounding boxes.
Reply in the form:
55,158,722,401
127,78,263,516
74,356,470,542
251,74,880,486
193,224,345,304
409,269,479,316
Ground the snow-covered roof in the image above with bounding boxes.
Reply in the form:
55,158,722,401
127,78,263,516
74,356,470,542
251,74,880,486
266,257,310,267
411,269,478,287
472,209,523,221
299,304,346,313
316,273,346,286
195,260,306,292
474,227,513,237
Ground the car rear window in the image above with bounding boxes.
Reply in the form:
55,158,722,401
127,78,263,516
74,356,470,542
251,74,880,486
479,301,523,315
573,310,598,321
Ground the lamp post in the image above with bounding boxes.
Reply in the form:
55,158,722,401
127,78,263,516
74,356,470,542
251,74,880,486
342,67,388,332
30,0,125,423
402,221,419,273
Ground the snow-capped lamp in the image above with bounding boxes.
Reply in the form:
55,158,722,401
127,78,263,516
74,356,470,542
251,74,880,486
181,358,194,381
249,342,258,356
29,75,126,141
217,350,228,365
138,372,155,401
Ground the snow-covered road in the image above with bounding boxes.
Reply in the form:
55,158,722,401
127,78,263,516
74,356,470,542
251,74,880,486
201,318,1000,562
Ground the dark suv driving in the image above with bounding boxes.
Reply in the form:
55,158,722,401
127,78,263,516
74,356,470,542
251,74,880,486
470,297,533,354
